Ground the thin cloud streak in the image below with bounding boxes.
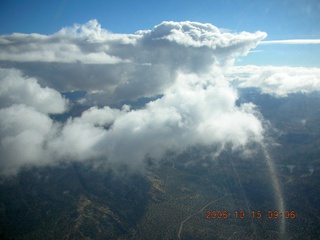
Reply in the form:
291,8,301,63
260,39,320,45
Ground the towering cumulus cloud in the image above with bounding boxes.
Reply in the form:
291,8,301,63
0,20,266,103
0,20,267,176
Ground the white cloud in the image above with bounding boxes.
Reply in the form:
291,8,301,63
74,105,127,127
0,20,266,104
0,20,269,176
0,72,265,176
0,20,128,65
227,65,320,97
0,104,55,176
0,68,69,114
260,39,320,45
40,72,263,172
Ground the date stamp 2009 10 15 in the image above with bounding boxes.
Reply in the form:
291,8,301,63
205,210,296,220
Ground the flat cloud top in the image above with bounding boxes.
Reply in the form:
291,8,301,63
0,20,266,63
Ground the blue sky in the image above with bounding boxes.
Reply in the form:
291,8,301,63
0,0,320,66
1,0,319,36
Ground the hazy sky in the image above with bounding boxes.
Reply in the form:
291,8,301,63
0,0,320,176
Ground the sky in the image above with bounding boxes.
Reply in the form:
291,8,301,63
0,0,320,176
1,0,320,66
1,0,319,36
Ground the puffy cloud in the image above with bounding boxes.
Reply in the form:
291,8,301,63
0,104,55,176
0,68,69,114
227,65,320,97
0,72,264,176
74,105,127,127
0,20,269,176
97,72,263,169
0,20,127,65
1,20,319,179
0,20,266,104
40,72,263,171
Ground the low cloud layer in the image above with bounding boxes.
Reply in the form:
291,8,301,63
1,20,319,176
227,65,320,97
0,69,264,176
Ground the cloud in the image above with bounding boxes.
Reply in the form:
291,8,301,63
0,68,69,114
0,20,266,104
42,72,263,172
0,20,127,64
0,104,55,176
227,65,320,97
0,20,268,176
0,72,264,176
260,39,320,45
90,72,264,168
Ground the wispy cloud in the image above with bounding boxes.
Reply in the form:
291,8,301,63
260,39,320,45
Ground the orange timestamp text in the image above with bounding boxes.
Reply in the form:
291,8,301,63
205,210,296,219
